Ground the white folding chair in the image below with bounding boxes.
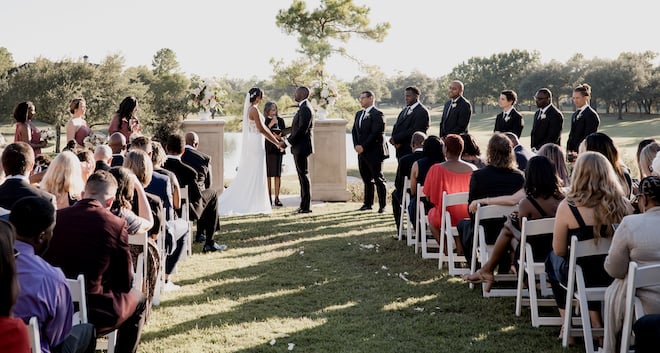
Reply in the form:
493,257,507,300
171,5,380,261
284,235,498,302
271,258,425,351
28,316,40,353
438,191,469,275
179,185,193,258
515,217,561,327
620,262,660,353
562,235,612,353
469,204,516,296
66,274,117,353
418,199,440,259
397,177,413,242
128,231,148,294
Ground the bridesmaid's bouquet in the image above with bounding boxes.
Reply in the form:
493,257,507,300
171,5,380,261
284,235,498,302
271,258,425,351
83,132,108,150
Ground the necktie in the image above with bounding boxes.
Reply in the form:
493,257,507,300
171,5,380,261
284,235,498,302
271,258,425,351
503,113,509,122
537,110,542,120
359,110,366,128
403,106,410,117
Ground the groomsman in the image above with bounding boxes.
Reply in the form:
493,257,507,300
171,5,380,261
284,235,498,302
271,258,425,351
389,86,430,159
530,88,563,151
352,90,389,213
566,83,599,155
440,80,472,137
288,86,314,214
493,90,523,138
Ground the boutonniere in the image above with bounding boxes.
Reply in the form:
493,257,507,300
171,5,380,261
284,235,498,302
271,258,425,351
364,113,371,119
406,108,413,116
451,102,457,108
576,112,583,120
504,115,510,122
540,113,547,120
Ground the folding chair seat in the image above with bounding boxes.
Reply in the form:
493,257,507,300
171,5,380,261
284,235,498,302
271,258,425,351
418,199,440,259
128,231,149,294
438,191,469,275
515,217,562,327
28,316,40,353
619,262,660,353
397,177,413,243
469,204,517,297
562,235,613,353
178,185,194,258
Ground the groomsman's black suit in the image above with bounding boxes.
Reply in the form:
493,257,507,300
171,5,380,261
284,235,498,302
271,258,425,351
352,106,389,210
530,105,564,150
494,109,524,138
182,146,212,190
289,100,314,212
163,157,219,246
566,106,599,152
440,96,472,137
390,102,429,159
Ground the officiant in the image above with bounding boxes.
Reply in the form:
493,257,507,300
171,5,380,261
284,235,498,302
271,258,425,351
352,90,389,213
264,101,286,207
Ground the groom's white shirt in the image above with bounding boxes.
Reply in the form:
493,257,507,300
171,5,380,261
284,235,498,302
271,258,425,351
166,155,182,160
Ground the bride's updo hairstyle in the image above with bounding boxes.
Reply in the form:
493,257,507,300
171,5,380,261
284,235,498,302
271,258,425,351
249,87,263,103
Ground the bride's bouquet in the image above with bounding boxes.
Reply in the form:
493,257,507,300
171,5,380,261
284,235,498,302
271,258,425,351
309,79,338,110
188,78,227,113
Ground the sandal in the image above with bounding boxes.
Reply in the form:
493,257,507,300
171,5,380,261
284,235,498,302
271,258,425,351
463,270,495,292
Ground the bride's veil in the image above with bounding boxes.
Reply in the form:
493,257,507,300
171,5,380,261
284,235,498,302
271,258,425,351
236,92,252,174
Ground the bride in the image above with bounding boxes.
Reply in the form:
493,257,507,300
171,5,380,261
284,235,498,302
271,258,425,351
218,87,286,216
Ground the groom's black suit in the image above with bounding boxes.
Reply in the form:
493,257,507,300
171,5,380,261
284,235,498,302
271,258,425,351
352,106,388,210
289,100,314,212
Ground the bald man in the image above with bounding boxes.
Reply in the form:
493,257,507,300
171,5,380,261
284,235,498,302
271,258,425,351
182,132,212,190
108,132,127,167
440,80,472,137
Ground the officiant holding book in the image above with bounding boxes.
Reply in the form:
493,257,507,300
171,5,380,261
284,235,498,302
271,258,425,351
352,90,389,213
264,101,286,207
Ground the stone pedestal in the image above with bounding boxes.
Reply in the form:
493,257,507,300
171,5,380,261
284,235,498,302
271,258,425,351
310,119,351,201
182,119,225,192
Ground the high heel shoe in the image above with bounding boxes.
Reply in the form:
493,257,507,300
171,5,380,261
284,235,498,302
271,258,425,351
274,198,283,207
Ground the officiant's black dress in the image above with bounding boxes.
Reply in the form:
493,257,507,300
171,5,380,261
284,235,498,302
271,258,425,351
265,116,286,177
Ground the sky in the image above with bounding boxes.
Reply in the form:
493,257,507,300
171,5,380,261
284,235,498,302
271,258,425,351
2,0,658,82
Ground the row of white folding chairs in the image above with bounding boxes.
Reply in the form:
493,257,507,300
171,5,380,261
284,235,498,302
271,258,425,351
620,262,660,353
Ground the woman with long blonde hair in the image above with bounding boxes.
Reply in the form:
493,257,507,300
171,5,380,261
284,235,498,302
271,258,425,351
39,151,85,209
546,151,632,346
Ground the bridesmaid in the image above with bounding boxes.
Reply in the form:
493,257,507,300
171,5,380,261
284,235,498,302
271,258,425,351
13,101,45,158
66,98,91,148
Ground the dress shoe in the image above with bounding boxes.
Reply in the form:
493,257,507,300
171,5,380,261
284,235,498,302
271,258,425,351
194,234,206,243
377,207,385,214
274,198,283,207
297,208,312,214
358,205,373,211
203,242,228,253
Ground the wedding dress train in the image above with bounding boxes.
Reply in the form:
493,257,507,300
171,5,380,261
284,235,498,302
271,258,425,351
217,105,272,216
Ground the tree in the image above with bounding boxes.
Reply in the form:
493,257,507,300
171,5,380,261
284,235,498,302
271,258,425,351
276,0,390,77
349,65,391,103
518,61,569,109
0,47,13,78
152,48,180,76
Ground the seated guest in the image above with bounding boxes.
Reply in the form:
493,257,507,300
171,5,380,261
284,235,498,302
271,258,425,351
632,314,660,353
164,134,224,253
76,149,95,183
636,138,657,180
602,176,660,352
0,142,55,210
504,132,535,172
182,132,212,191
545,152,632,347
43,171,147,353
408,136,445,223
94,145,113,172
464,156,564,290
638,142,660,180
581,132,633,199
109,132,127,167
459,133,486,169
459,133,525,267
11,196,96,353
150,140,182,220
391,132,426,233
0,219,30,353
39,151,85,209
29,154,52,184
537,143,570,188
423,134,475,254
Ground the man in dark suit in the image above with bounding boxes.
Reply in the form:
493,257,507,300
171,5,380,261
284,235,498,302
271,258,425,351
182,132,212,191
43,171,146,353
493,90,524,138
108,132,127,167
440,80,472,137
0,142,55,210
391,131,426,232
530,88,564,151
505,132,535,172
567,83,600,155
93,144,112,172
389,86,430,159
287,86,314,214
164,134,224,253
352,90,388,213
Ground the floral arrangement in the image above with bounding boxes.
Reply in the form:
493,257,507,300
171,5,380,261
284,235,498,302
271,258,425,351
40,128,56,142
188,78,227,113
309,79,338,110
83,132,107,150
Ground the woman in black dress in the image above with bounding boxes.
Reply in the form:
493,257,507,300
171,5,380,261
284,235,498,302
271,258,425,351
264,102,286,206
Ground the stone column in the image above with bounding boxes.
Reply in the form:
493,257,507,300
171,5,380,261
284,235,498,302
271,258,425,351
182,119,225,192
310,118,351,201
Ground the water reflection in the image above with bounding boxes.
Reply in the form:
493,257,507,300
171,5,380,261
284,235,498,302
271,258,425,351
223,133,396,179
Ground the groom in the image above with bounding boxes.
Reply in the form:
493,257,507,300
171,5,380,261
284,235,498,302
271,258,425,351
288,86,314,214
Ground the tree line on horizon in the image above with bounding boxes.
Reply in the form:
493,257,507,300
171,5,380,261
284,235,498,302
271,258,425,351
0,46,658,152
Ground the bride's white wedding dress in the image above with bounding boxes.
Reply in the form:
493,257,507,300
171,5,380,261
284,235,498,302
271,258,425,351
217,105,272,216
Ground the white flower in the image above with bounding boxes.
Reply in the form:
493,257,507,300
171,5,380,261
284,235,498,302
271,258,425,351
309,79,338,110
364,113,370,119
576,112,583,120
83,132,107,150
451,103,457,108
540,113,546,120
188,78,227,113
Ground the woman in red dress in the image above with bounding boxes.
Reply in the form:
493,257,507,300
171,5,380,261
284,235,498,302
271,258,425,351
13,101,46,158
